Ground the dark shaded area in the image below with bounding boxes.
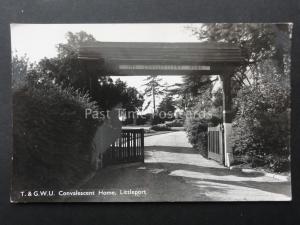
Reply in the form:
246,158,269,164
12,75,100,194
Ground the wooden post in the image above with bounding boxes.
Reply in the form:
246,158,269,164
221,73,234,167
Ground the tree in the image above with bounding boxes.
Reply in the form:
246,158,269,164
12,53,31,88
143,75,165,113
184,23,291,120
186,24,292,171
188,23,291,87
37,31,143,111
38,31,104,93
232,60,290,171
56,31,96,59
168,75,218,110
157,95,176,115
114,78,144,112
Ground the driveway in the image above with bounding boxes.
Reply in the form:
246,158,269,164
79,131,291,202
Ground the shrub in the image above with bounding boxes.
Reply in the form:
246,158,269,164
165,119,184,127
183,87,223,156
150,124,171,131
185,117,209,157
232,77,290,172
13,70,102,189
150,115,161,125
136,115,147,125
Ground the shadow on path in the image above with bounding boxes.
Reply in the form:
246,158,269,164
144,145,291,201
78,144,291,202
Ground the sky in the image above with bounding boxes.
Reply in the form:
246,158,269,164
11,23,201,62
10,23,204,113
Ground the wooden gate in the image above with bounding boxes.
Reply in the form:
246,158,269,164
208,124,224,164
101,129,144,167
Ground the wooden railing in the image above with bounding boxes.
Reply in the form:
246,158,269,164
101,129,144,167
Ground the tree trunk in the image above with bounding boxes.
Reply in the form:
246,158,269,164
152,81,156,114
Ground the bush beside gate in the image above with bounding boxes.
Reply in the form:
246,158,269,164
13,71,102,189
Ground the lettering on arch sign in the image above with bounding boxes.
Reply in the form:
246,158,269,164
119,64,211,71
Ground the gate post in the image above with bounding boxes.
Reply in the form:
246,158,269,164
221,73,234,167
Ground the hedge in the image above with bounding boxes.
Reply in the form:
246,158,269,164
165,119,184,127
232,80,290,172
150,124,171,131
13,71,102,189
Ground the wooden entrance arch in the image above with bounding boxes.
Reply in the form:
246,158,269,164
78,42,243,167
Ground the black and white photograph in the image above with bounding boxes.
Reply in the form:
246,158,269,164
10,23,292,202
